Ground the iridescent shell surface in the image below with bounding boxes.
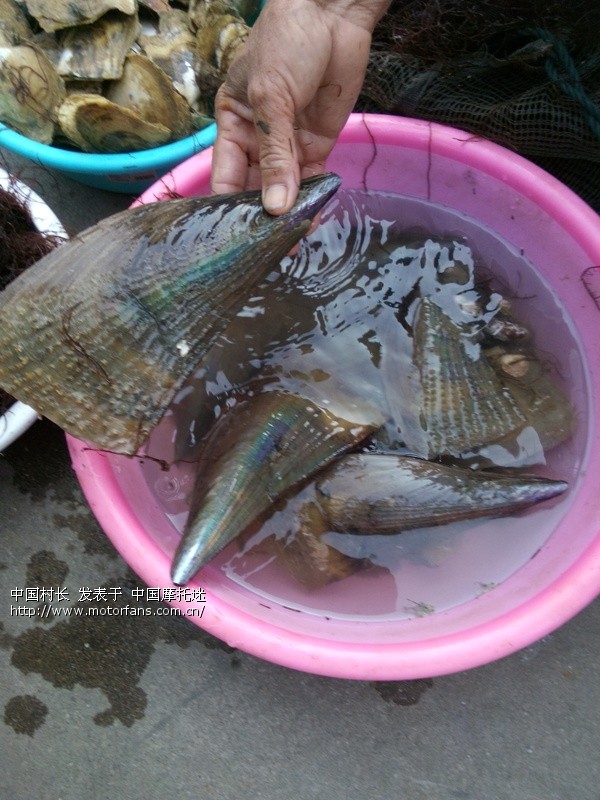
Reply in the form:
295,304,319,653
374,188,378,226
171,391,377,585
0,174,341,454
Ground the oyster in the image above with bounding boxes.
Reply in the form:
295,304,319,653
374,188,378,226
194,56,223,101
264,503,365,589
188,0,230,32
0,0,33,46
57,92,172,152
139,9,206,110
64,80,104,95
227,0,261,21
0,41,66,143
105,53,194,139
56,11,140,81
171,391,378,585
191,0,249,73
28,30,62,66
139,0,171,12
189,0,260,24
485,345,576,450
23,0,137,33
0,173,341,453
213,16,249,73
482,303,531,342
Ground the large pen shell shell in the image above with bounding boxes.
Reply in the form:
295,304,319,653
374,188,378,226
171,391,376,584
0,174,341,454
315,453,569,535
412,297,528,458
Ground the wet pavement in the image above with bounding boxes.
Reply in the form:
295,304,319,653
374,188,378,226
0,150,599,800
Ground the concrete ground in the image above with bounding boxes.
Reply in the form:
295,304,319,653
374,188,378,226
0,150,598,800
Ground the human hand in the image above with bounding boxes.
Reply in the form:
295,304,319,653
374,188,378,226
211,0,390,214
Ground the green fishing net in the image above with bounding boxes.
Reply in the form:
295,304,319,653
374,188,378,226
357,0,600,212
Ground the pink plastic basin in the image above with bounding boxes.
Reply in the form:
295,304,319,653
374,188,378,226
67,114,600,679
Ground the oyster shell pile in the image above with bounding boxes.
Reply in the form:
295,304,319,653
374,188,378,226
0,0,258,151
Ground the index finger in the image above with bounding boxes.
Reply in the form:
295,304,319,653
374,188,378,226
211,104,258,195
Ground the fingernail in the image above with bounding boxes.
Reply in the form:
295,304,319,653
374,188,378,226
263,184,288,213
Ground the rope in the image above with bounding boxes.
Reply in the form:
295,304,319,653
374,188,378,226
532,27,600,140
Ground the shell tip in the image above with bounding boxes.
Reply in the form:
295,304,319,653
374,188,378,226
288,173,342,226
171,554,197,587
538,479,569,502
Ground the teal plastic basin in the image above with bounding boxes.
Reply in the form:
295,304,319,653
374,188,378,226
0,122,216,194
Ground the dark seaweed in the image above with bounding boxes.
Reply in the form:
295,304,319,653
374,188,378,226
0,184,60,413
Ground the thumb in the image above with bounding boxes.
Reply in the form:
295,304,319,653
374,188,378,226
252,97,300,214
